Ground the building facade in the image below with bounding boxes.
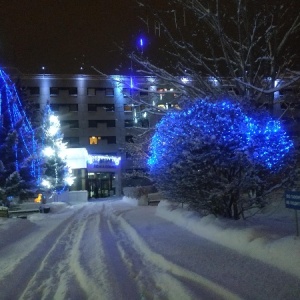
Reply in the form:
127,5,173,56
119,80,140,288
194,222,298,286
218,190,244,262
9,70,300,198
16,73,173,198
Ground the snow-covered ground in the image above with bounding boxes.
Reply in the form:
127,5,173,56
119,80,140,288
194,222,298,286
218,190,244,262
0,195,299,299
124,195,300,279
157,199,300,278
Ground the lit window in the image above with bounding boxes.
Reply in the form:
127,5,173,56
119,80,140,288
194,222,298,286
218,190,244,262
89,136,99,145
124,104,133,112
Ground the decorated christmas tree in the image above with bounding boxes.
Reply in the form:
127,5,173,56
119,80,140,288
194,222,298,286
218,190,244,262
0,67,40,202
40,103,74,193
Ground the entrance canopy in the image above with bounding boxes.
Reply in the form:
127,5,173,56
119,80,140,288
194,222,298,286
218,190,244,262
65,148,122,170
65,148,89,169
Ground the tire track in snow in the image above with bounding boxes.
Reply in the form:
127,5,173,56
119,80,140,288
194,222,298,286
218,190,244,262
2,202,153,299
113,210,241,300
19,203,122,300
115,238,187,300
108,216,169,300
18,205,93,300
105,203,197,299
0,218,67,282
65,204,113,300
0,207,86,300
83,203,154,299
0,201,242,299
104,210,162,299
63,202,155,299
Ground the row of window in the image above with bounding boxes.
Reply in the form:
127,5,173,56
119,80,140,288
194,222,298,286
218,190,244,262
59,119,148,128
64,135,133,146
88,104,115,112
25,86,241,99
51,101,300,114
88,120,116,128
27,85,300,100
48,103,145,113
25,86,150,97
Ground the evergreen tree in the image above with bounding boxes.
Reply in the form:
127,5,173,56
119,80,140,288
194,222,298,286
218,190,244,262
148,100,295,219
40,104,73,193
0,131,27,200
0,68,40,202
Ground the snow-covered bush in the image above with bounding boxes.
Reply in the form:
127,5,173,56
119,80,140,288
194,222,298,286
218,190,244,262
148,100,295,219
5,171,26,200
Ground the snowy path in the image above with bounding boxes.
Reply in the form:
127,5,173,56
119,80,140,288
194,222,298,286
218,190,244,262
0,200,299,300
110,202,300,300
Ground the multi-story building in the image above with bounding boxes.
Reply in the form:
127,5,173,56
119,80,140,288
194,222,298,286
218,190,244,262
7,69,300,198
13,73,175,198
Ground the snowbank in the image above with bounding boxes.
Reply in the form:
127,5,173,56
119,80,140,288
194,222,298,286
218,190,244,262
122,196,139,206
156,200,300,278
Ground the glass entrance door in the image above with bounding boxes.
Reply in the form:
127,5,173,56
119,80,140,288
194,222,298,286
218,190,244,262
87,172,115,198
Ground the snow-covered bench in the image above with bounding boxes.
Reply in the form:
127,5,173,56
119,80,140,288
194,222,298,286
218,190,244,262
147,193,161,206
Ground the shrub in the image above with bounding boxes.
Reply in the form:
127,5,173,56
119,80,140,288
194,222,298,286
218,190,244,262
148,99,295,219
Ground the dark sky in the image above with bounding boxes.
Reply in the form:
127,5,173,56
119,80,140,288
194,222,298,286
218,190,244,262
0,0,146,75
2,1,299,76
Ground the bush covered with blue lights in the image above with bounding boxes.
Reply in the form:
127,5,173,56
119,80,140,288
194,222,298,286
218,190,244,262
148,100,294,219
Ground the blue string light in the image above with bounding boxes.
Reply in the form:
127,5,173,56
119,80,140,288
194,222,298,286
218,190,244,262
148,99,294,172
40,103,75,193
0,68,41,184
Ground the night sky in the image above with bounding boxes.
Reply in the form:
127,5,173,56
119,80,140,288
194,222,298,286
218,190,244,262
0,0,145,75
1,1,299,76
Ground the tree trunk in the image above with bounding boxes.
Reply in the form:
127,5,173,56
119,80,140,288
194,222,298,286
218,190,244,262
233,199,239,220
228,193,239,220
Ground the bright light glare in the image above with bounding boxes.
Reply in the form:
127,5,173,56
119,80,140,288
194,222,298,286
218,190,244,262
48,115,60,136
43,146,54,157
181,77,190,84
64,174,75,186
42,179,51,188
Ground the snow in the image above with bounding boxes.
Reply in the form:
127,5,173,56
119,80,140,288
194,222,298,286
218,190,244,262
120,193,300,279
0,194,300,299
113,205,241,300
154,197,300,279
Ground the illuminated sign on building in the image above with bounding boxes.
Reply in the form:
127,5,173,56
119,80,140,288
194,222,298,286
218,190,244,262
87,155,121,169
